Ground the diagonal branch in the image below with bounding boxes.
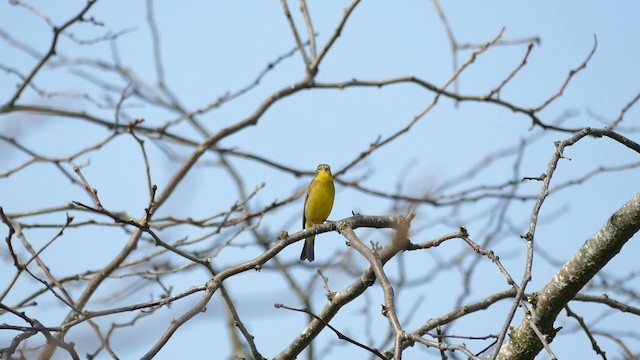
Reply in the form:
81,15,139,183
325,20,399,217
2,0,99,109
497,191,640,359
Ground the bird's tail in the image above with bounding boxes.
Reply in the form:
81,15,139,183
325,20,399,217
300,236,315,262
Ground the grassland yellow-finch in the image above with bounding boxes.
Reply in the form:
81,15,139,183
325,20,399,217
299,164,335,262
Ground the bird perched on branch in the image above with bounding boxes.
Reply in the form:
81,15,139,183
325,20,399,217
300,164,335,262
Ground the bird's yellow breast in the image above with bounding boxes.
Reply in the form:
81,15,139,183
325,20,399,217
304,170,335,227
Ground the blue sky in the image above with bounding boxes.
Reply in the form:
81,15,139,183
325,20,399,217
1,1,639,359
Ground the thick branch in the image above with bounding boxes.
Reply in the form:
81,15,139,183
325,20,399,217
497,192,640,359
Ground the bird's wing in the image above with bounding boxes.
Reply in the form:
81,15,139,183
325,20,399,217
302,181,312,229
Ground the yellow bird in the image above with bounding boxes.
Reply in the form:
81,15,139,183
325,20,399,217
300,164,335,262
